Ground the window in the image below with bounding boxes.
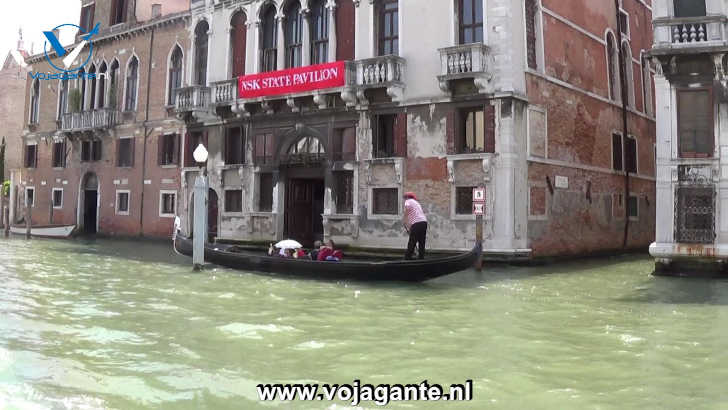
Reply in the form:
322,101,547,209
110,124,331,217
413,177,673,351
117,137,134,167
111,0,127,25
332,128,356,161
618,10,629,38
97,62,107,108
678,88,713,158
373,188,398,215
58,79,69,119
259,173,273,212
377,0,399,56
168,46,183,106
109,60,120,109
254,133,274,164
194,21,209,85
612,133,623,171
674,0,705,18
116,190,130,215
160,191,176,217
224,127,245,165
24,144,37,168
79,4,95,33
606,33,618,101
456,186,475,215
285,2,303,68
185,131,207,167
225,189,243,213
310,0,329,64
88,64,97,110
158,133,180,166
460,0,484,44
525,0,538,69
29,79,40,124
52,139,66,168
641,55,652,116
82,139,102,162
373,114,396,158
125,57,138,111
625,136,637,174
620,42,634,108
459,107,485,153
627,195,638,219
676,187,714,244
230,11,247,78
334,171,354,214
260,5,278,72
52,188,63,209
25,187,35,207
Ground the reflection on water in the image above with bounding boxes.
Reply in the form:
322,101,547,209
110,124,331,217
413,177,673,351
1,238,728,409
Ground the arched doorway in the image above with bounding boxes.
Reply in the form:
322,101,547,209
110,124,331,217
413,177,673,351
282,136,326,246
188,188,219,242
80,173,98,234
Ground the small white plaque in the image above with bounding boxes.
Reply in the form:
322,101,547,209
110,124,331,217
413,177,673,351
473,203,485,215
55,178,61,183
161,178,173,184
144,180,152,185
554,175,568,189
473,187,486,202
62,180,68,185
121,178,128,185
113,180,120,185
41,181,46,186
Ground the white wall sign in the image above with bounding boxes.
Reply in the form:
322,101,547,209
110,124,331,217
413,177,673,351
554,176,568,189
473,187,486,202
473,202,485,215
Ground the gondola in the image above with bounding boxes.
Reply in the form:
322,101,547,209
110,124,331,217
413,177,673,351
173,234,481,282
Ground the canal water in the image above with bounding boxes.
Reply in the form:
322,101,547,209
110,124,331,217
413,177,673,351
1,238,728,409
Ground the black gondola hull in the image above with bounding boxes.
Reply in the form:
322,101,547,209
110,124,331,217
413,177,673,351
173,235,481,282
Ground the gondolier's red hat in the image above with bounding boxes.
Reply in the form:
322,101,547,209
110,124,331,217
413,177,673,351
404,192,417,200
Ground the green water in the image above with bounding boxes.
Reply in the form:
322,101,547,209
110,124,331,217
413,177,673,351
1,238,728,409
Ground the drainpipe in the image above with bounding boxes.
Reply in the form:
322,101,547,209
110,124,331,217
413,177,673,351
139,26,156,235
615,0,630,249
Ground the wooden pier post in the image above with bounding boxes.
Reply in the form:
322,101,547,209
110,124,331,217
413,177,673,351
25,202,31,239
3,205,8,238
475,214,483,271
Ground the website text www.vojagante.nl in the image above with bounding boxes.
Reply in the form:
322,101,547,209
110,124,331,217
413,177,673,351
257,379,473,406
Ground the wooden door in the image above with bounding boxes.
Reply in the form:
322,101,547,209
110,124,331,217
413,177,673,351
285,179,324,246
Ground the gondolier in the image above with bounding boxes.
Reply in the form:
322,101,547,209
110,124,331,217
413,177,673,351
403,192,427,260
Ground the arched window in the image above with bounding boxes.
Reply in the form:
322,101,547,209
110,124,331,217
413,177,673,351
285,1,303,68
125,56,139,111
58,78,68,119
88,63,97,110
310,0,329,64
377,0,399,56
621,41,635,108
30,78,40,124
606,32,618,101
168,46,183,106
260,5,278,72
78,67,87,110
230,11,247,77
109,59,120,109
194,21,209,85
459,0,483,44
285,136,326,164
524,0,537,69
98,62,107,109
641,54,652,116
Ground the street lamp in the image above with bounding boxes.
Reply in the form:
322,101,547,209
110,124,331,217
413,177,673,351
192,143,208,271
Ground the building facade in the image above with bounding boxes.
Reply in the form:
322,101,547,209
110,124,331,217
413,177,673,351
12,0,190,237
0,31,29,181
174,0,656,256
649,0,728,270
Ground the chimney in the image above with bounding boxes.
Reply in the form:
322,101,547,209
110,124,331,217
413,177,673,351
17,28,25,52
152,4,162,18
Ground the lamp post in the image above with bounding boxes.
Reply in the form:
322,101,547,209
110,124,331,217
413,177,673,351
192,143,208,271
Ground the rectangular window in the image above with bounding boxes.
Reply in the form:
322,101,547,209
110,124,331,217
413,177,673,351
373,188,398,215
676,187,714,243
159,134,180,166
225,189,243,213
185,132,207,167
456,186,475,215
373,114,396,158
459,107,485,153
25,187,35,207
224,127,245,165
678,88,713,158
674,0,706,18
82,139,102,162
160,191,176,217
627,195,638,219
111,0,127,25
625,136,637,174
259,173,273,212
254,133,274,165
79,4,95,33
52,140,66,168
612,133,623,171
334,171,354,214
52,188,63,209
377,0,399,56
618,10,629,38
116,191,130,215
117,137,134,167
332,128,356,161
525,0,538,69
459,0,484,44
25,144,37,168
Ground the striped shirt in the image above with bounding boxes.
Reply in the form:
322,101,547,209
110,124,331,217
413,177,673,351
404,198,427,229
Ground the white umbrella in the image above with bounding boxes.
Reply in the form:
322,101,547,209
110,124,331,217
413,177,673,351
275,239,303,250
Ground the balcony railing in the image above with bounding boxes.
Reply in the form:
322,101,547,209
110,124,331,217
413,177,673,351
60,108,118,132
176,85,210,112
211,79,238,106
653,15,728,51
437,43,491,93
354,55,405,88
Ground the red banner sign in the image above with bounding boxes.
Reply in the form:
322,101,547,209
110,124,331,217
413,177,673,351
238,61,347,99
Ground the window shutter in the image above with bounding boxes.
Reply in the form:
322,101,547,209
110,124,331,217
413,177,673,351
90,4,95,28
484,103,496,153
157,135,164,165
130,137,135,167
173,134,180,165
395,112,408,157
116,138,121,166
446,110,456,154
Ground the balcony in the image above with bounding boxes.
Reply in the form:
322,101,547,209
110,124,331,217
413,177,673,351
353,55,406,103
175,85,211,120
211,79,238,106
437,43,492,94
60,108,118,132
652,15,728,55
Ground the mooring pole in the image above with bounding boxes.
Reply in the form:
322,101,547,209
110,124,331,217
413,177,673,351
25,201,31,239
192,170,208,271
3,205,8,238
475,214,483,271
